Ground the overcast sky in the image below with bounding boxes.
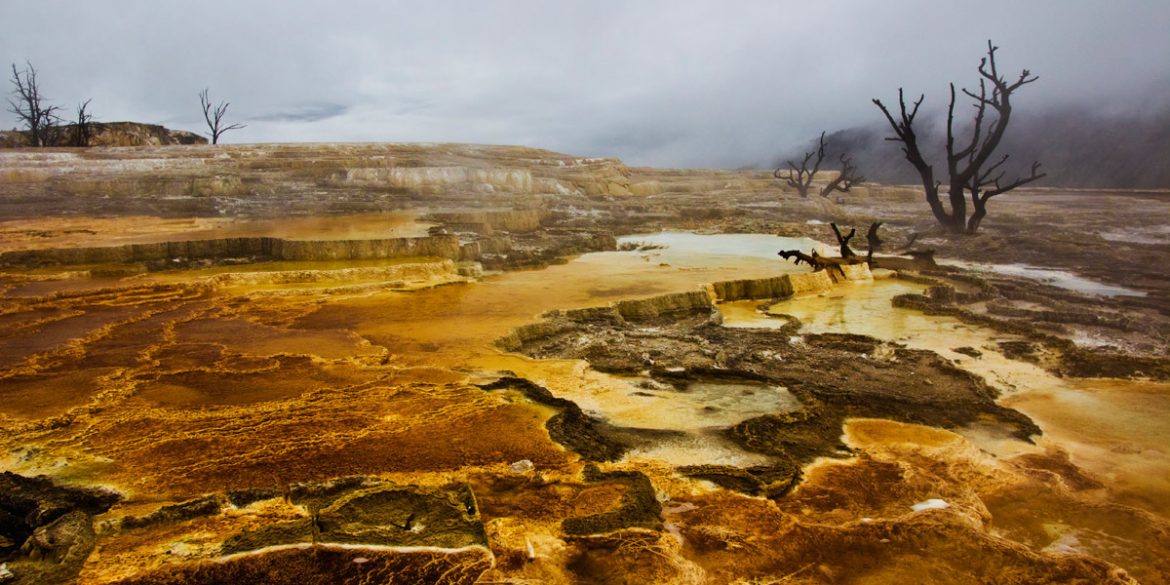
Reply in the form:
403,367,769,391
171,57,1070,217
3,1,1168,167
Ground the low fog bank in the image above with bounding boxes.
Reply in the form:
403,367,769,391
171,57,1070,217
774,100,1170,189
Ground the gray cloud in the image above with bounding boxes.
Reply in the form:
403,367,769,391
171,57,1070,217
250,103,349,123
2,0,1168,167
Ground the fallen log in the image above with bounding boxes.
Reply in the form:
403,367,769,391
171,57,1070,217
777,249,865,274
779,221,881,273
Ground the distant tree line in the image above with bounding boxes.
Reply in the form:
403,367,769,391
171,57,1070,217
6,60,244,147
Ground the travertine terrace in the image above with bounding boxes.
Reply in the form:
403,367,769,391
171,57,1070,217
2,143,1169,584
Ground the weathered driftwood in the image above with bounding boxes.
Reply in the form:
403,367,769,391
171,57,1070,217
778,222,883,272
777,250,864,274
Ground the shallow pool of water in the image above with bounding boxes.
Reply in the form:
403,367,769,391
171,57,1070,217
618,231,833,267
941,260,1146,297
719,278,1170,518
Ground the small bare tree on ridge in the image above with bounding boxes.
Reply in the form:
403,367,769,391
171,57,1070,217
775,131,864,198
7,61,60,147
199,88,246,144
71,99,95,147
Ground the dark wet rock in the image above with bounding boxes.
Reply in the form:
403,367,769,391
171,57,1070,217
893,269,1170,380
803,332,882,354
120,495,226,530
0,473,122,529
998,340,1041,362
220,519,315,555
111,545,492,585
317,483,484,548
288,476,375,511
479,377,630,461
953,346,983,358
501,304,1044,475
926,284,957,303
0,472,121,585
226,487,282,508
562,465,662,535
22,510,93,562
677,464,802,498
1060,346,1170,380
727,410,849,464
221,480,486,555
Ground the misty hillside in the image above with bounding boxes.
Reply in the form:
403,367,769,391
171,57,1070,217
780,103,1170,189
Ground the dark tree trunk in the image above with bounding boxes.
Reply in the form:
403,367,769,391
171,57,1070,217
874,42,1045,235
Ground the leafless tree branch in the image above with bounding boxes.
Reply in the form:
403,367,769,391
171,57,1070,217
7,61,61,147
775,131,827,198
874,41,1043,234
200,88,246,145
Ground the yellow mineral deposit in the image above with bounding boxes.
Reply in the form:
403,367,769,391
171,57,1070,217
1,145,1167,585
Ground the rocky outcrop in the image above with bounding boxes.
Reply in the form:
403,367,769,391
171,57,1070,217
86,123,206,147
0,472,122,585
561,465,662,535
102,478,491,585
0,122,206,149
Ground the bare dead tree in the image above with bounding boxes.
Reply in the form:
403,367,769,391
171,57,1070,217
7,61,61,147
865,222,883,263
874,41,1046,234
830,223,857,258
776,132,865,199
199,88,246,144
819,154,865,198
779,222,881,275
775,131,826,198
71,99,95,147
